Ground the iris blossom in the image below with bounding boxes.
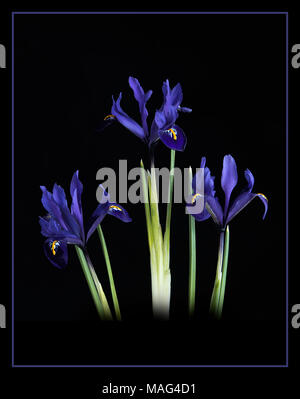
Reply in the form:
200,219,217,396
39,171,131,269
188,155,268,228
104,76,192,152
187,155,268,319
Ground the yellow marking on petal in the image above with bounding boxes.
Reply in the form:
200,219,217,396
104,114,115,120
169,128,177,140
257,193,268,201
52,240,58,256
192,193,202,203
109,205,122,212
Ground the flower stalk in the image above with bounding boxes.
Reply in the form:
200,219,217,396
141,150,176,319
97,225,122,321
188,167,196,317
75,245,113,320
209,226,230,319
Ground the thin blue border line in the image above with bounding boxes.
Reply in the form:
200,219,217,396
11,11,289,368
12,11,15,367
11,11,288,14
285,12,289,367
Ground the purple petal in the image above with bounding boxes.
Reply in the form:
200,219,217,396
221,155,238,217
158,124,187,151
205,196,224,226
70,171,84,239
226,192,268,224
128,76,152,137
192,157,215,197
43,239,68,269
186,194,208,221
86,186,110,242
96,114,117,132
40,187,68,231
178,106,192,113
108,203,132,223
111,93,145,140
52,183,81,238
244,168,255,191
170,83,183,107
39,216,83,245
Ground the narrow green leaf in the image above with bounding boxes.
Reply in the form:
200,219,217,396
97,225,121,321
216,225,230,319
188,166,196,317
75,245,112,320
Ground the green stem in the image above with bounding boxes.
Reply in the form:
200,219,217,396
97,225,121,321
188,167,196,317
140,159,153,248
164,150,176,249
209,230,225,317
75,245,112,320
217,225,230,319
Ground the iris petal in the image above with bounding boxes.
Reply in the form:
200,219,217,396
226,192,268,224
43,239,68,269
128,76,152,137
108,203,132,223
111,93,145,140
221,155,238,218
205,196,224,226
86,186,111,242
158,124,187,151
70,171,85,239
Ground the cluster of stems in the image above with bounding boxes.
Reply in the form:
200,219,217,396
75,225,122,321
140,149,175,319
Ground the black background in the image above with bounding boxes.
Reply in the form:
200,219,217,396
0,4,299,396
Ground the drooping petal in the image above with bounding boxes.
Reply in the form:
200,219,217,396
205,196,224,226
226,192,268,224
129,76,152,137
85,186,110,242
108,203,132,223
221,155,238,218
158,124,187,151
186,193,209,221
96,114,116,132
43,239,68,269
111,93,145,140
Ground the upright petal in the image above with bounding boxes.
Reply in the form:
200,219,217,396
129,76,152,137
52,183,82,239
221,155,238,219
70,171,84,239
40,187,68,231
158,124,187,151
43,239,68,269
192,157,215,197
108,203,132,223
111,94,145,140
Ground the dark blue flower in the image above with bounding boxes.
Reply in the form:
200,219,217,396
187,155,268,227
39,172,131,269
103,77,192,151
